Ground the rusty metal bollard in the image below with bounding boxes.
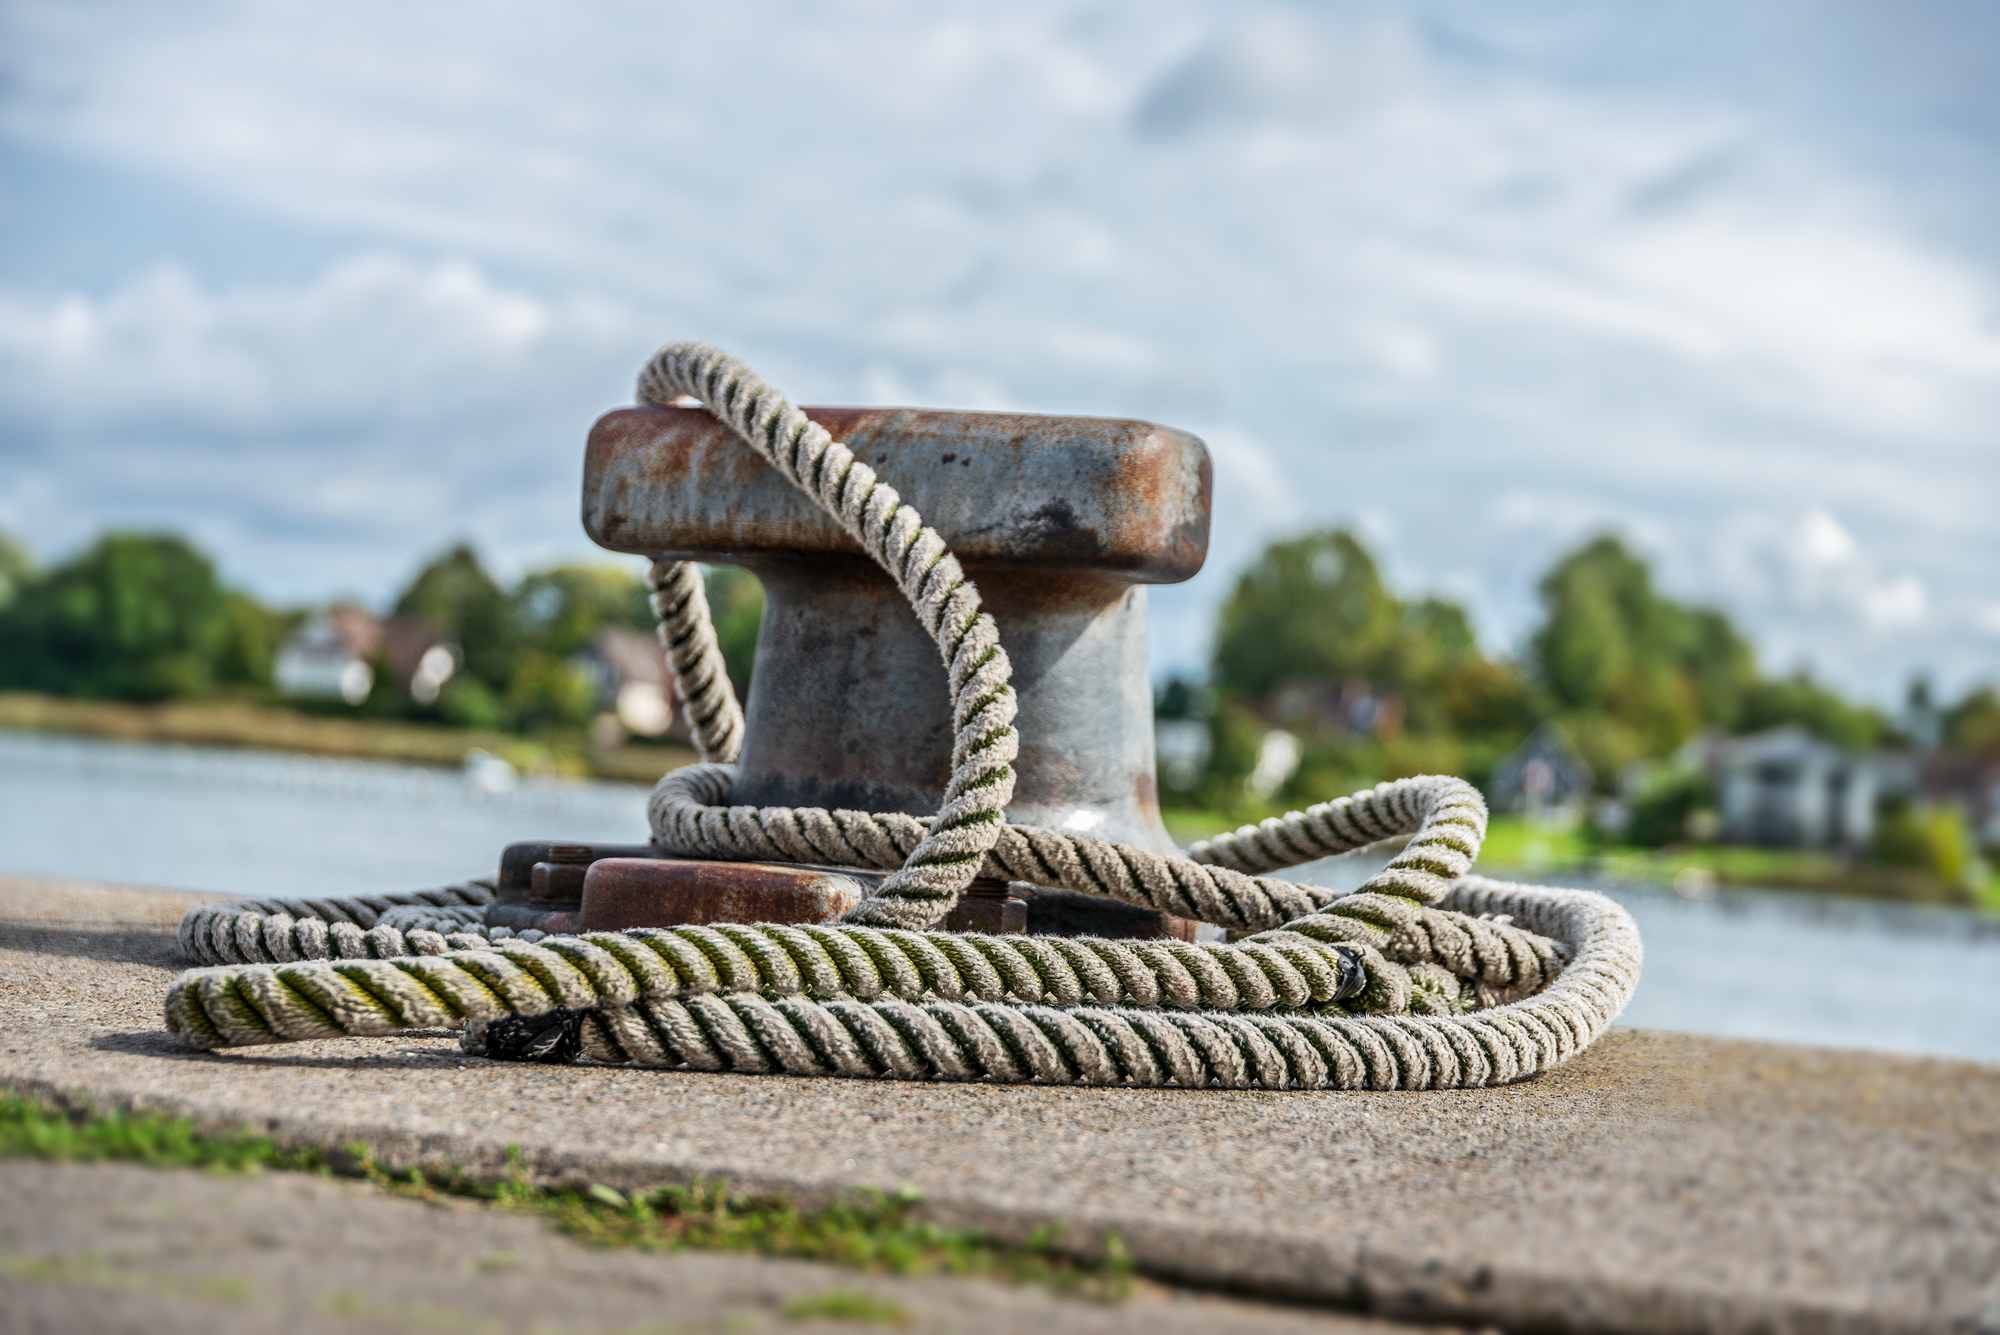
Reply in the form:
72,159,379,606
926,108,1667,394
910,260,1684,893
486,402,1211,939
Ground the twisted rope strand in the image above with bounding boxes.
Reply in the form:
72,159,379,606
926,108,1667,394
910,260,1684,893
160,342,1644,1089
645,559,743,763
639,342,1018,929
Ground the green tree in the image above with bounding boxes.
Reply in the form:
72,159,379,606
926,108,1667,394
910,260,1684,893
0,533,226,700
393,543,521,692
1529,535,1760,765
211,591,290,690
1212,530,1404,701
1435,658,1541,739
1738,673,1886,750
508,651,600,735
1401,598,1478,672
1944,685,2000,752
705,566,764,698
1534,537,1665,711
0,532,34,610
515,564,654,657
1683,608,1758,729
1391,597,1481,733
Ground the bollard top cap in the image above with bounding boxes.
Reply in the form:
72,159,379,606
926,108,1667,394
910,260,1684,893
582,404,1211,584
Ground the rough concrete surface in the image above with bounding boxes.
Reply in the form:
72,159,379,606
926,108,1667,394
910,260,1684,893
0,1158,1422,1335
2,874,1997,1334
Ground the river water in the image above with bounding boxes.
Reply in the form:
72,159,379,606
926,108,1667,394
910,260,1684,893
4,731,1996,1065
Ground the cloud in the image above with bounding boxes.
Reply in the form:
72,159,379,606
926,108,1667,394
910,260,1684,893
0,254,652,598
1726,505,1946,649
0,1,1996,699
1132,10,1420,138
1694,506,1966,690
0,255,604,432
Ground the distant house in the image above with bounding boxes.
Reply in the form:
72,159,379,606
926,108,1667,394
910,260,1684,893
581,626,683,739
1713,726,1874,849
274,606,457,706
1267,677,1404,739
1922,751,2000,849
1487,725,1595,818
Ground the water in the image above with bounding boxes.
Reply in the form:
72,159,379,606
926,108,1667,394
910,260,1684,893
0,731,651,897
4,731,1998,1065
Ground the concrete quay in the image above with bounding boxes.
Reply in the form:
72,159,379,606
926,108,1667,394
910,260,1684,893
2,873,1996,1333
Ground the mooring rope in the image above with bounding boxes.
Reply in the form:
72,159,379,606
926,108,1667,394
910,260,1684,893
162,342,1642,1089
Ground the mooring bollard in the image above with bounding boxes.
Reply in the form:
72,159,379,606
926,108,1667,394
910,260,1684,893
163,343,1640,1094
486,402,1212,938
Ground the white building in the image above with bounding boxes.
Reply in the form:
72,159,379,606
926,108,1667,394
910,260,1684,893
1715,726,1875,849
1487,724,1595,819
583,626,682,738
274,606,457,706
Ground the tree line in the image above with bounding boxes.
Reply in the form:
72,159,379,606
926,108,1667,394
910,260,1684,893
1166,528,1999,821
2,525,1994,790
0,531,762,738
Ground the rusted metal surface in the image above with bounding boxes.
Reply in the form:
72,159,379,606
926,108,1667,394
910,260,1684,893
578,857,864,931
495,841,660,900
491,841,663,930
580,402,1214,939
584,406,1209,581
529,862,589,905
495,841,1042,937
942,879,1028,935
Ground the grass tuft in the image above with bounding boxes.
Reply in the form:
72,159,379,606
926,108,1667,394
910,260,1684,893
0,1089,1133,1302
0,1089,319,1173
783,1288,913,1325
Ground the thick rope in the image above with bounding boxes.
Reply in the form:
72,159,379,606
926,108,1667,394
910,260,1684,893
163,874,1636,1090
640,341,1020,930
162,343,1643,1088
647,559,742,763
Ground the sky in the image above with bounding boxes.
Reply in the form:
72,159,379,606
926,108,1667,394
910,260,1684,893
2,0,1997,704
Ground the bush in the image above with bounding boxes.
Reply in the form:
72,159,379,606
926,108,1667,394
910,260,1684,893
435,676,508,731
0,533,228,700
1624,768,1715,848
1871,799,1974,887
509,651,600,734
704,566,764,697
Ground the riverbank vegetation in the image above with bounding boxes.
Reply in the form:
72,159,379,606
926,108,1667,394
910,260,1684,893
2,525,1994,907
1158,530,1999,910
0,531,719,783
0,691,695,784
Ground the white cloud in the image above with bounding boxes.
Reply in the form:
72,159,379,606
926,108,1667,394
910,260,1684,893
1798,508,1858,567
1132,9,1420,138
1,1,1997,699
0,255,651,599
0,255,624,432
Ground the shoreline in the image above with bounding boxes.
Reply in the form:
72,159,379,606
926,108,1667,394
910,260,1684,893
8,692,1991,913
0,690,695,788
1165,802,2000,913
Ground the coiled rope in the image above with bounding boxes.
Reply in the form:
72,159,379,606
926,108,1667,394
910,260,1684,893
163,343,1642,1089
